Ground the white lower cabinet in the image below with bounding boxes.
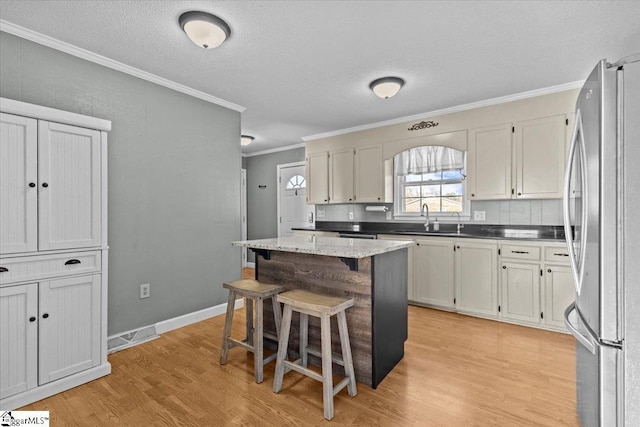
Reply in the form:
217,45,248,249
414,238,455,309
0,274,101,400
455,241,498,318
500,262,541,324
543,264,574,330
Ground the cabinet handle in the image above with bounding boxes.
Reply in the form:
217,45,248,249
517,192,522,196
471,193,475,197
553,253,569,257
324,199,327,202
512,250,529,254
377,197,381,200
65,259,81,265
0,267,8,273
547,268,552,273
29,182,36,188
42,182,49,188
29,316,36,322
502,265,507,269
42,313,49,319
456,246,460,249
349,198,352,201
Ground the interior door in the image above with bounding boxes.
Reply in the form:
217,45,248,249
279,164,311,237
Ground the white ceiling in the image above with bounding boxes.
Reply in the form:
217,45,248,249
1,1,639,154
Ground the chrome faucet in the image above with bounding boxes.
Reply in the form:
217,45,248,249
421,203,430,230
454,212,464,233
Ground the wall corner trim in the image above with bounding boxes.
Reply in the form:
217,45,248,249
0,20,246,113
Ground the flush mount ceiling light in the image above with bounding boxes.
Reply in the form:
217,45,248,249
369,77,405,99
241,135,255,146
179,11,231,49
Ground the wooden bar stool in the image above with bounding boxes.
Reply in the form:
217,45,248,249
220,279,284,383
273,289,357,420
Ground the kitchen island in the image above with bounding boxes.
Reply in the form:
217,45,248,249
231,236,412,388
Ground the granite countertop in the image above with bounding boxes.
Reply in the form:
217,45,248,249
231,236,413,258
294,222,567,242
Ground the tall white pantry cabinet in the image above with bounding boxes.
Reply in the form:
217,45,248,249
0,98,111,410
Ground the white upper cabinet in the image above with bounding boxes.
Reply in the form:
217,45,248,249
0,114,38,254
306,152,329,204
354,145,384,202
38,121,101,251
467,124,512,200
514,114,567,199
467,114,568,200
329,148,354,203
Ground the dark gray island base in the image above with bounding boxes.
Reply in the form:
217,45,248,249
253,248,408,388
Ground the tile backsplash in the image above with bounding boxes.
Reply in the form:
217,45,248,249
316,199,563,226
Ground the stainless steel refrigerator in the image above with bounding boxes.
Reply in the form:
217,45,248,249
563,53,640,426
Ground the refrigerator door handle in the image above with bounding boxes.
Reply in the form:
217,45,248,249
564,302,597,355
563,109,588,295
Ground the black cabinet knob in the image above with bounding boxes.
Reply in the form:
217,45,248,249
42,183,49,188
547,268,552,273
29,182,36,188
471,193,475,197
517,192,522,196
42,313,49,319
502,265,507,269
456,246,460,249
377,197,381,200
29,316,36,322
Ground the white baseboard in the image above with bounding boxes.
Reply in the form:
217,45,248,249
246,261,255,268
155,298,244,335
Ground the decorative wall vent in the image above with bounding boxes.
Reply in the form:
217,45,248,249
408,120,439,131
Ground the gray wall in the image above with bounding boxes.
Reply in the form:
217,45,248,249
244,147,305,262
1,32,242,336
320,199,564,225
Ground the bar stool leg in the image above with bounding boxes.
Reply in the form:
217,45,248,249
337,310,357,397
300,313,309,367
271,296,282,338
246,297,254,346
320,313,334,420
220,290,236,364
254,297,264,383
273,304,292,393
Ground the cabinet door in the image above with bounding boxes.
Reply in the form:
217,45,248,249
306,152,329,204
38,121,101,250
0,113,38,254
0,283,38,398
355,145,383,202
467,124,512,200
329,148,354,203
38,274,101,385
500,262,541,324
514,114,567,199
544,265,575,330
414,239,454,309
455,241,498,317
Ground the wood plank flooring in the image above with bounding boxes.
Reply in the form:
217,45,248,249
21,268,578,426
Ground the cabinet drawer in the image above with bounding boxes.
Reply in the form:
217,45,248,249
544,246,570,264
500,244,541,261
0,251,101,285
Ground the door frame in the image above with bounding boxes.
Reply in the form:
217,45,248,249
241,168,248,267
277,161,306,237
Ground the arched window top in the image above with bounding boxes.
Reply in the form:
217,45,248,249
286,174,306,189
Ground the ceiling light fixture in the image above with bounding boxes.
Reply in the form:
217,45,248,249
369,77,405,99
241,135,255,146
179,11,231,49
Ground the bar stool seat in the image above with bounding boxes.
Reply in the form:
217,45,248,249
220,279,284,383
273,289,357,420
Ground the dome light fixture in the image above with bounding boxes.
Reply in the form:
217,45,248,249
179,11,231,49
241,135,255,146
369,77,405,99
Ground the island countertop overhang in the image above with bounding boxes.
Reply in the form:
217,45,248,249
231,236,413,259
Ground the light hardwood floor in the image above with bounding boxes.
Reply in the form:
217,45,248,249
21,268,578,426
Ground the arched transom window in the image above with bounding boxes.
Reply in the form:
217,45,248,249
286,174,306,189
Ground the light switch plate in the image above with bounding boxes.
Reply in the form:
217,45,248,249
348,211,354,220
474,211,486,221
317,208,325,218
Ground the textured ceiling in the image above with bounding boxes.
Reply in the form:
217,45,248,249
1,1,639,154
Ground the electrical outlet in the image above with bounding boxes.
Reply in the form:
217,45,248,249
140,283,150,299
348,211,354,220
386,211,392,220
474,211,486,221
317,208,326,218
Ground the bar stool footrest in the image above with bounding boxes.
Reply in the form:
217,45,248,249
332,377,352,397
282,360,323,382
305,346,346,367
228,337,255,353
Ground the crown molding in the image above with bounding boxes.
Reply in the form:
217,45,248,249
302,80,584,141
0,20,245,113
242,142,306,158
